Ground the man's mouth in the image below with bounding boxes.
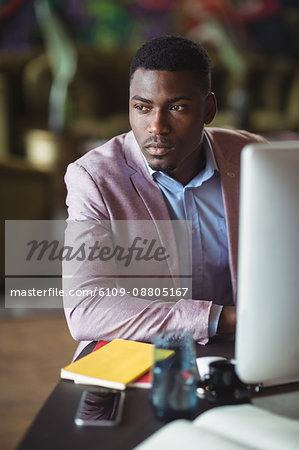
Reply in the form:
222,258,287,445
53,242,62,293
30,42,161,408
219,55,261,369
145,143,174,156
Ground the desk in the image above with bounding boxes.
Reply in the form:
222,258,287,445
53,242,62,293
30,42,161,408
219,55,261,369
18,336,235,450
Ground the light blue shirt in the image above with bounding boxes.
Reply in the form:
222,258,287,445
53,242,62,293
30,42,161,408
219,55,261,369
144,133,234,336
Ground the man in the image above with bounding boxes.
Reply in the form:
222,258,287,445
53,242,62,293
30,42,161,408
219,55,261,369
64,36,266,354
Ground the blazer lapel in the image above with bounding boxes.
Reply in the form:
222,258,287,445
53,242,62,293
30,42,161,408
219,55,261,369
124,132,182,286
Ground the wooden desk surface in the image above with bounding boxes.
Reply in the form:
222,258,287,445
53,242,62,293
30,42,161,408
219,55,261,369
18,336,235,450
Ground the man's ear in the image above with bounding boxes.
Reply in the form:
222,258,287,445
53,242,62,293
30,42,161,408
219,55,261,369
204,92,217,124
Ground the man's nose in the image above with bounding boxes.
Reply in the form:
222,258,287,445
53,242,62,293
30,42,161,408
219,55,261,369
147,110,170,135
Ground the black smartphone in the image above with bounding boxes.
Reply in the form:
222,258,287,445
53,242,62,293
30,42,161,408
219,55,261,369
74,389,125,427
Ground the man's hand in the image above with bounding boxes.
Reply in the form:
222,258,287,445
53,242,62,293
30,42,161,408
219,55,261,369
217,306,236,334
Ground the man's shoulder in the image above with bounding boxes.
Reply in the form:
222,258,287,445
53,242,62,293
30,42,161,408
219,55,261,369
205,127,266,146
205,127,268,168
65,131,140,185
73,132,131,171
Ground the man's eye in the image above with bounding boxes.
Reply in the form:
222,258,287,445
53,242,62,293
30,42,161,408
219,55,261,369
170,104,184,112
134,104,150,113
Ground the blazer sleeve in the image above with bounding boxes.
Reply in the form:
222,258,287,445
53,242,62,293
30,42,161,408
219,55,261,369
63,161,212,345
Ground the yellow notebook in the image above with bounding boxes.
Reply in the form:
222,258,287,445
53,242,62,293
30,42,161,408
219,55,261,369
61,339,154,390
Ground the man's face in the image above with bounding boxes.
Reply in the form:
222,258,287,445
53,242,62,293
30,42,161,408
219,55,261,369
129,68,216,184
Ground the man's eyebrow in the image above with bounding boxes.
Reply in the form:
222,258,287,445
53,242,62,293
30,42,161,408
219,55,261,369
131,95,192,103
166,96,192,103
131,95,152,104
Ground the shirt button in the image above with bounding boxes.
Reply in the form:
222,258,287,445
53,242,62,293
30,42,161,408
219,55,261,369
227,172,235,178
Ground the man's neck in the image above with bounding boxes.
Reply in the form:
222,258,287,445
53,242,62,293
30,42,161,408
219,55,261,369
168,146,206,186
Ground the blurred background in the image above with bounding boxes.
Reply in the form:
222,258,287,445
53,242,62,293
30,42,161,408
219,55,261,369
1,0,299,448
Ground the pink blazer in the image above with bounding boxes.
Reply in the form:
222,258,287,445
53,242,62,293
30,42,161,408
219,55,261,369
64,128,267,354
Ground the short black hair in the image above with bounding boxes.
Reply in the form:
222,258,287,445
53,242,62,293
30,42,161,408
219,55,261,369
130,35,211,94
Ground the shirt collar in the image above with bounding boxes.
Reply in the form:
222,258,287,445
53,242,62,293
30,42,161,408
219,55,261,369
143,132,219,189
